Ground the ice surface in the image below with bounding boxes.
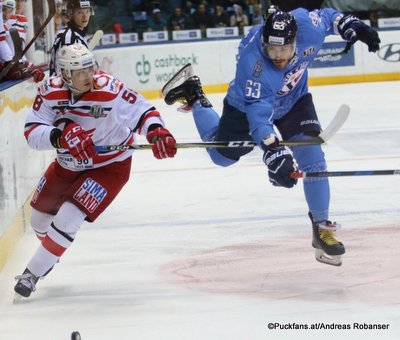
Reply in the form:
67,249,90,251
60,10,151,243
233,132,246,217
0,81,399,340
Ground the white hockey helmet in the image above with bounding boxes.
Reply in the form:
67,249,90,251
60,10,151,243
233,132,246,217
57,44,96,90
3,0,16,10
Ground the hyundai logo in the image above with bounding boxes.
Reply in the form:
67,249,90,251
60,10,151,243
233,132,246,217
378,43,400,62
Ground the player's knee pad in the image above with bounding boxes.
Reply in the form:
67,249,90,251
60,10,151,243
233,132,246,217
30,208,53,240
207,148,238,167
52,201,86,238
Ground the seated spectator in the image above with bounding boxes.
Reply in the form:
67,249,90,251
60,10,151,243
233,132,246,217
166,0,182,15
147,8,168,32
229,4,248,35
183,1,195,16
168,7,192,31
191,3,214,37
214,5,229,27
110,0,133,33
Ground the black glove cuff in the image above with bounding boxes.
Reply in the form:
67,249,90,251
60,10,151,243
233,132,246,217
50,128,63,148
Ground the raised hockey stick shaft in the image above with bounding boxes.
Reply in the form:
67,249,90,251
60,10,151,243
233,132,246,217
290,170,400,179
0,0,56,81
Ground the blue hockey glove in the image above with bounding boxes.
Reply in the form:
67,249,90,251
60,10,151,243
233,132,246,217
338,15,380,52
263,146,298,188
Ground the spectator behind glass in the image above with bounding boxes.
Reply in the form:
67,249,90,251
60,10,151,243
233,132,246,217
214,5,229,27
147,8,168,32
229,4,248,35
183,1,195,16
110,0,133,33
191,3,215,37
251,3,263,25
168,7,193,31
54,0,67,32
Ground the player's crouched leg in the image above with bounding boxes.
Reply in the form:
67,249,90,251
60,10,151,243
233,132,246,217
15,202,86,298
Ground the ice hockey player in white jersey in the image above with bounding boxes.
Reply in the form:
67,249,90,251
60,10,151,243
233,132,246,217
163,7,380,266
14,43,177,298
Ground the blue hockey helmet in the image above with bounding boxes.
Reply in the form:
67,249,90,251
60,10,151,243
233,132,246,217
262,10,297,46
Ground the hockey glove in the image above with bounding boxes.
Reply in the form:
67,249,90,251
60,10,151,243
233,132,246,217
338,15,380,52
146,127,177,159
60,123,96,161
263,146,298,188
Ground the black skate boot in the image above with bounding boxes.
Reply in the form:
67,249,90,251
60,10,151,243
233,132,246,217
309,212,345,266
14,268,39,298
164,75,212,110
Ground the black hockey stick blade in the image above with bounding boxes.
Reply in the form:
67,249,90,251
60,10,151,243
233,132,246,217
291,169,400,179
0,0,56,81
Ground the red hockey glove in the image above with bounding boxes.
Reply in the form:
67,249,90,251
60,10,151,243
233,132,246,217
30,68,45,83
60,123,96,161
146,127,177,159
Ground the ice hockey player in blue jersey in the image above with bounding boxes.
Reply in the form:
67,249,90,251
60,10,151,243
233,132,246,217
163,6,380,266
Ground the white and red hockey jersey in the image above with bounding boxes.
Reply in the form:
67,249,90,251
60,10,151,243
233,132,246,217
25,73,166,171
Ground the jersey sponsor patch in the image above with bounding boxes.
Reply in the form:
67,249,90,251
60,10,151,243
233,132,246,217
302,46,316,57
31,176,46,203
73,178,108,213
277,62,308,96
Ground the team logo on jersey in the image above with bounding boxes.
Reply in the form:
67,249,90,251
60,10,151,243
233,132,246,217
277,62,308,96
302,46,316,57
73,178,108,213
309,11,321,27
252,60,263,77
89,104,106,118
31,176,46,203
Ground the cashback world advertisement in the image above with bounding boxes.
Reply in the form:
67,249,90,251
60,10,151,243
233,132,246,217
94,40,240,94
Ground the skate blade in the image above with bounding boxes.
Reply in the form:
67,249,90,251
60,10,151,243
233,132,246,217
161,63,194,96
315,249,342,266
13,293,26,303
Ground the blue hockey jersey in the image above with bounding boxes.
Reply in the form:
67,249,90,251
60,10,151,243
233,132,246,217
225,8,343,144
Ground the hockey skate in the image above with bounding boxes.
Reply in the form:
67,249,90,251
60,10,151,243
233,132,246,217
309,212,345,266
162,63,212,112
14,268,39,298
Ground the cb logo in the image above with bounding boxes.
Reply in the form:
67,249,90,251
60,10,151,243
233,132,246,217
136,55,151,83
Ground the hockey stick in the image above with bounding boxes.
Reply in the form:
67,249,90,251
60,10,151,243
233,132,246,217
88,30,103,51
0,0,56,81
290,169,400,179
95,104,350,152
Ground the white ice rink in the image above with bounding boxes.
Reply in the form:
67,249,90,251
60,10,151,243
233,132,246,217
0,81,399,340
